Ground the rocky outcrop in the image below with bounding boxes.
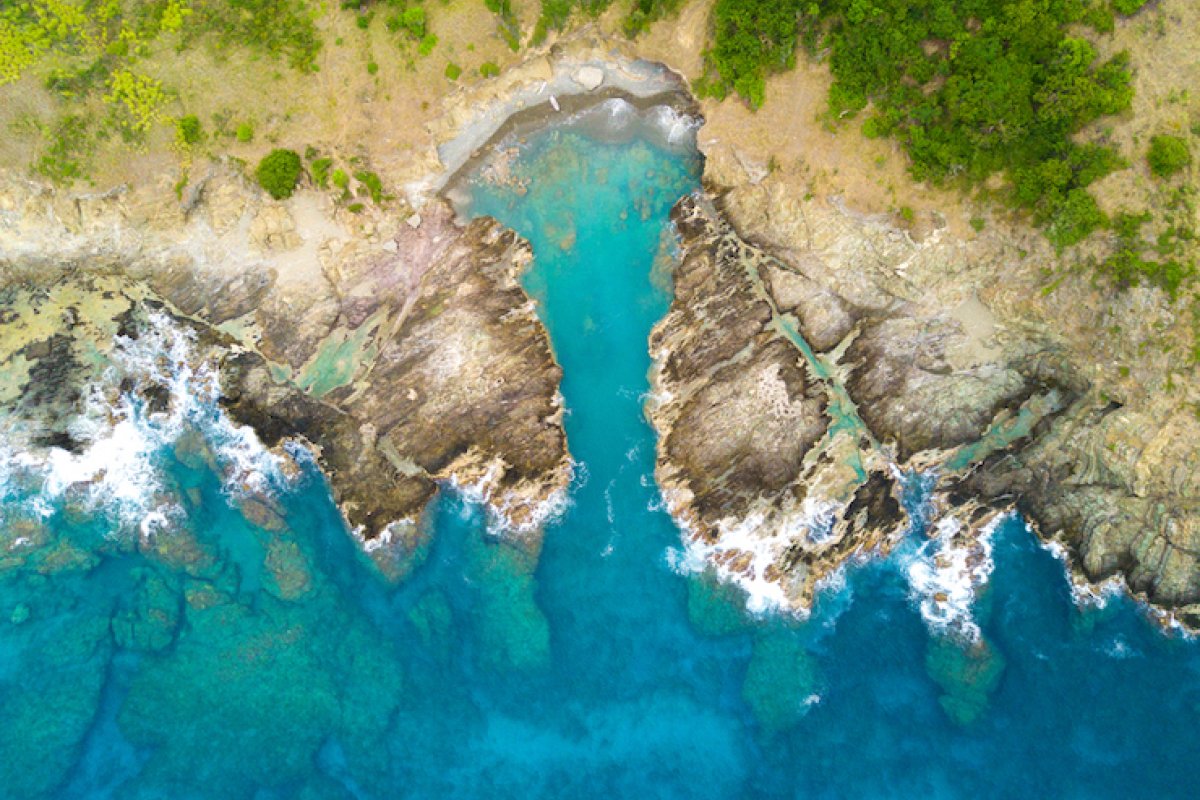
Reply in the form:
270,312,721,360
0,169,570,562
648,194,1098,620
957,400,1200,626
650,130,1200,627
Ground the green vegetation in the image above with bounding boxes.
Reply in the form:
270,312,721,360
479,60,500,78
175,114,203,147
531,0,613,46
1147,135,1192,178
310,156,333,188
353,169,385,204
35,113,96,184
105,68,168,141
699,0,1137,249
484,0,521,51
693,0,804,108
256,148,303,199
444,61,461,80
185,0,323,72
623,0,684,37
1098,210,1195,299
236,121,255,142
367,59,379,74
1111,0,1149,15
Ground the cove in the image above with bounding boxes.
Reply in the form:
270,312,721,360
0,99,1198,799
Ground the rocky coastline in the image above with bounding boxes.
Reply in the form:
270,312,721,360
1,40,1197,629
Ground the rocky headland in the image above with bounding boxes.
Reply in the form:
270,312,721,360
0,170,570,574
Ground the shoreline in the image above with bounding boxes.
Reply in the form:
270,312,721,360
1,36,1197,635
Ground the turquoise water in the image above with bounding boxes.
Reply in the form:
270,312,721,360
3,104,1200,798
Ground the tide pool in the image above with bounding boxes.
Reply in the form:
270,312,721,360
1,101,1198,799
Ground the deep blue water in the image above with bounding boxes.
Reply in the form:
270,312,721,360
2,103,1199,798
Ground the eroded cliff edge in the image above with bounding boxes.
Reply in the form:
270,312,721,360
0,171,570,570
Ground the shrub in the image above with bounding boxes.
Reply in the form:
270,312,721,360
311,157,333,188
623,0,684,37
485,0,522,50
236,122,255,142
479,61,500,78
256,148,303,200
332,168,350,191
1112,0,1150,15
401,6,426,38
1147,135,1191,178
367,60,379,74
531,0,614,45
105,69,168,139
1098,211,1195,299
175,114,203,147
445,61,462,80
354,170,384,203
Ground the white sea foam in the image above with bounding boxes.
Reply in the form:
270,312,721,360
1,311,285,535
1040,536,1126,610
666,497,842,615
645,104,702,147
903,514,1004,642
448,456,575,537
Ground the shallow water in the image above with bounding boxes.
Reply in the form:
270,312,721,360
3,103,1199,799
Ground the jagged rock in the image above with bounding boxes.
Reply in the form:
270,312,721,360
0,170,570,560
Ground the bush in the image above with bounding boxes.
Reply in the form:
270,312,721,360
445,61,462,80
354,170,384,204
311,156,333,188
623,0,684,37
479,61,500,78
485,0,522,50
256,148,303,199
236,122,255,142
175,115,203,147
696,0,1135,247
1147,135,1191,178
1112,0,1150,15
1098,212,1195,299
530,0,614,45
698,0,805,109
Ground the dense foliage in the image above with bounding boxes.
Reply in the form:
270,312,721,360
693,0,807,109
256,148,302,199
699,0,1140,248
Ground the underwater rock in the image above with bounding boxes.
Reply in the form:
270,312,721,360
111,567,182,652
0,611,112,799
464,531,551,673
741,629,822,734
924,635,1006,726
686,572,752,638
